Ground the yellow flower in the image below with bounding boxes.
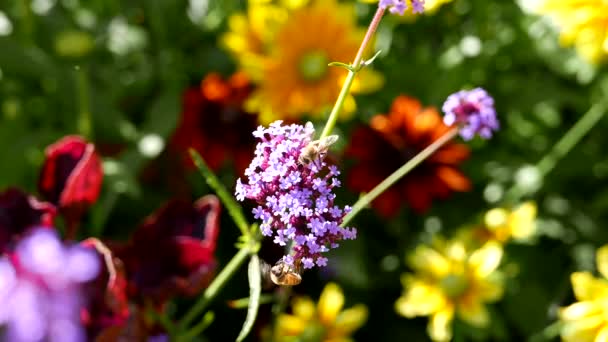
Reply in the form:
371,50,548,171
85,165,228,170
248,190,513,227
536,0,608,63
359,0,454,16
274,282,368,342
560,245,608,342
465,201,537,245
395,239,504,342
222,0,383,123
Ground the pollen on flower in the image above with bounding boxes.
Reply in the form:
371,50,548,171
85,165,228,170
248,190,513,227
235,121,356,269
379,0,426,15
442,87,499,140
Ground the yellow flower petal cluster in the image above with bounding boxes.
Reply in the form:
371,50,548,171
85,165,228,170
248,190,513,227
464,201,537,245
560,245,608,342
537,0,608,63
395,239,504,342
222,0,383,123
274,282,368,342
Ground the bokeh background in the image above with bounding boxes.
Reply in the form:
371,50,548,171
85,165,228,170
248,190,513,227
1,0,608,341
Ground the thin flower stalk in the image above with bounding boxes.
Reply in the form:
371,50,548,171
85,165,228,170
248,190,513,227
503,99,607,204
342,127,459,226
320,6,386,139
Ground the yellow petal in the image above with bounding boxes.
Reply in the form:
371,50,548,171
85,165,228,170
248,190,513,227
428,306,455,342
332,304,368,336
595,325,608,342
292,296,316,321
559,301,604,321
571,272,608,301
561,320,601,342
340,95,356,121
351,68,385,94
508,202,537,240
275,314,307,336
457,299,489,327
476,275,505,302
395,279,447,317
408,245,450,278
468,242,503,277
560,313,605,342
484,208,508,229
318,282,345,325
596,245,608,280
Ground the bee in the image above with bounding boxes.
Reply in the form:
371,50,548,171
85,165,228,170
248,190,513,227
261,259,302,286
298,135,339,167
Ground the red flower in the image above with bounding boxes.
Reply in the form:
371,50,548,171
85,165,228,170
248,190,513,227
38,135,103,236
171,72,258,175
0,187,56,253
80,239,130,339
345,95,471,216
115,195,221,304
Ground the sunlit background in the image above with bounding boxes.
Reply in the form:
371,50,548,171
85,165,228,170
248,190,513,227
1,0,608,341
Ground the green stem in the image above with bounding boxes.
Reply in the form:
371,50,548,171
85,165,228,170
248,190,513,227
536,101,606,176
178,312,214,341
75,66,92,139
319,70,357,139
190,150,251,237
342,128,459,226
319,6,385,139
178,247,251,331
503,101,606,203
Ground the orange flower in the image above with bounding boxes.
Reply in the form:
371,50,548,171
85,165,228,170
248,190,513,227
345,96,471,216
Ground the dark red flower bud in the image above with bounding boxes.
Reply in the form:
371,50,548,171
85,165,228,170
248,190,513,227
38,135,103,236
117,195,221,304
0,187,56,254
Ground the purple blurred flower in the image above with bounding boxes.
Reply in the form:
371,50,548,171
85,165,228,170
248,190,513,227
0,229,100,342
379,0,425,15
236,121,356,269
442,87,499,140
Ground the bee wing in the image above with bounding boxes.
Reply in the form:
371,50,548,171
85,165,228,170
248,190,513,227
320,135,339,148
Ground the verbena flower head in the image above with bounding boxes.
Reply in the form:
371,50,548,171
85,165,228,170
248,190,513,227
236,121,356,269
0,229,100,342
442,87,499,140
379,0,426,15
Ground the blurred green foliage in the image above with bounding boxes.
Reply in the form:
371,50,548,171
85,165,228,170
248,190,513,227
1,0,608,341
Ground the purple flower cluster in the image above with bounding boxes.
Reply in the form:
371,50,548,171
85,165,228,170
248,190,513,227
235,121,356,269
0,229,100,342
442,87,499,140
379,0,425,15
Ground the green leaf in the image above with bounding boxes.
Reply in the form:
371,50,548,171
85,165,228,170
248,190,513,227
189,149,250,237
236,254,262,342
362,50,383,67
328,61,355,72
228,294,274,309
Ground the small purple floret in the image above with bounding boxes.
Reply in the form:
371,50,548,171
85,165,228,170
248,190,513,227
236,121,356,269
379,0,425,15
442,87,499,140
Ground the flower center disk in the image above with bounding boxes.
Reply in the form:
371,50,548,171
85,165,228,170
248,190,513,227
298,51,329,82
440,273,469,298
